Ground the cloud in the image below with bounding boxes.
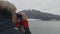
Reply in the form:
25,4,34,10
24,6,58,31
7,0,60,15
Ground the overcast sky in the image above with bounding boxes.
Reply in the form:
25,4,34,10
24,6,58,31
6,0,60,15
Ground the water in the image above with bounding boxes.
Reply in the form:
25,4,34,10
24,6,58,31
28,19,60,34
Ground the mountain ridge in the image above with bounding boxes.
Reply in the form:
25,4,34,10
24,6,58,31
17,9,60,21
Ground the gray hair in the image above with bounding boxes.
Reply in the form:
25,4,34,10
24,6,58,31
0,1,16,12
0,1,16,19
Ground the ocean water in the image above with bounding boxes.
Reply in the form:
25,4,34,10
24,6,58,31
28,19,60,34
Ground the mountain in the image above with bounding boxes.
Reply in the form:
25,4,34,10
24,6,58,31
17,9,60,21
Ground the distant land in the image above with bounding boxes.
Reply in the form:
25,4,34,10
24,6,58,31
17,9,60,21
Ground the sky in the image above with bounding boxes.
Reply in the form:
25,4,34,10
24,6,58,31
6,0,60,15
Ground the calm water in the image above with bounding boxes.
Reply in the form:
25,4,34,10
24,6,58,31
28,19,60,34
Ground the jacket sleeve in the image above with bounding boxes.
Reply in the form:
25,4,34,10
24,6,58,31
16,22,19,27
23,20,31,34
23,20,29,28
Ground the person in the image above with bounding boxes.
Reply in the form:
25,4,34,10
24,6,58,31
0,1,24,34
16,13,31,34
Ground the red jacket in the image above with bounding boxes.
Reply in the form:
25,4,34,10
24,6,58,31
16,20,29,28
